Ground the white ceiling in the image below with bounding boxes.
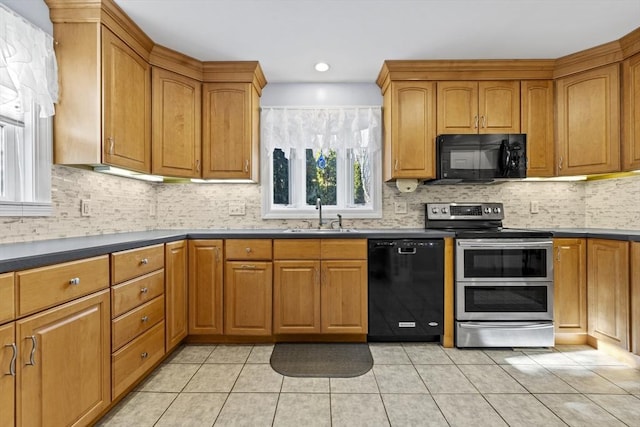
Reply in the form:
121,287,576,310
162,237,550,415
114,0,640,84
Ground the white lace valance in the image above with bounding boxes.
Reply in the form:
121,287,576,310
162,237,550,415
261,106,381,156
0,4,58,119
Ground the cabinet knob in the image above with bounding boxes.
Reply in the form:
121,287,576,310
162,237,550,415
141,315,149,323
140,287,149,294
68,277,80,285
245,247,251,254
141,352,149,359
140,258,149,265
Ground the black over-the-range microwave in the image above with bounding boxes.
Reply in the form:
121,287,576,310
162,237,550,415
427,134,527,184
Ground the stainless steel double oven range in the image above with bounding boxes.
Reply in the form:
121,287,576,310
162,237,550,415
426,202,554,348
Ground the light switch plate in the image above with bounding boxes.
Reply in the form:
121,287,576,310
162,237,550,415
394,201,408,214
229,202,246,216
530,200,539,214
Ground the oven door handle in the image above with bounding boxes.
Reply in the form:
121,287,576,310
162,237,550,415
457,241,552,249
458,322,552,330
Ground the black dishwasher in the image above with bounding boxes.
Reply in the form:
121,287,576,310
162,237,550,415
368,239,444,342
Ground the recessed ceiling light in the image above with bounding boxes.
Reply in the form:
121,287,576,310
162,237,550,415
314,62,330,72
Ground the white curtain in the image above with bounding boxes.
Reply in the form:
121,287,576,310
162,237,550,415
0,4,58,119
261,106,381,158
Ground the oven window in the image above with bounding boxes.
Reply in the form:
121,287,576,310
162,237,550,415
463,248,547,278
464,285,548,312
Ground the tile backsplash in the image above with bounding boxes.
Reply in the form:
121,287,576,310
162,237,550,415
1,166,638,244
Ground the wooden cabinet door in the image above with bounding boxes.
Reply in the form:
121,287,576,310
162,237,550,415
478,81,520,133
273,260,321,334
102,27,151,173
631,242,640,355
224,262,273,335
553,239,587,341
587,239,629,350
188,240,223,335
522,80,555,177
16,290,110,427
165,240,188,351
385,81,437,180
152,68,202,177
556,64,620,175
437,81,478,134
0,272,14,324
202,82,258,180
321,260,367,334
0,323,15,427
622,54,640,171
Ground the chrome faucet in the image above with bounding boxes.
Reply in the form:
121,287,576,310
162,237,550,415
315,197,324,228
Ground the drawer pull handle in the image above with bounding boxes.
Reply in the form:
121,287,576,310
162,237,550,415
240,264,256,269
5,343,16,376
141,316,149,323
140,258,149,265
69,277,80,285
26,336,37,366
140,287,149,294
141,352,149,359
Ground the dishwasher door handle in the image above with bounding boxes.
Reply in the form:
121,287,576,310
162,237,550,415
397,247,416,255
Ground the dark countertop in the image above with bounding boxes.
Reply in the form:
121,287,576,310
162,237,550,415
1,227,638,274
0,228,453,273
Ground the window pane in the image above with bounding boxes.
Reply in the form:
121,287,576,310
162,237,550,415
272,148,289,205
306,149,336,206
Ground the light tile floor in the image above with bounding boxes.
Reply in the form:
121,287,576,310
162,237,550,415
97,343,640,426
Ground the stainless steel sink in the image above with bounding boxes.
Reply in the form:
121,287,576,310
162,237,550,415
282,228,359,233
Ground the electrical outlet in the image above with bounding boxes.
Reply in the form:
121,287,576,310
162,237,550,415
394,201,408,214
530,200,539,214
81,199,92,217
149,203,157,217
229,202,246,216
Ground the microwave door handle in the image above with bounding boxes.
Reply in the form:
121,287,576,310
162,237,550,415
500,140,511,176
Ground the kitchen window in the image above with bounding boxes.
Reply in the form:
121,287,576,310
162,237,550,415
0,4,58,216
261,107,382,219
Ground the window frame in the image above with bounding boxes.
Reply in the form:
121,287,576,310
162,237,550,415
261,145,382,220
0,107,53,217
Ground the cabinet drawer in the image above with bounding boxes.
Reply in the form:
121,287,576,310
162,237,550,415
111,270,164,318
112,320,165,398
321,239,367,260
0,273,14,323
273,239,321,260
111,244,164,284
225,239,272,260
112,295,165,351
17,256,109,317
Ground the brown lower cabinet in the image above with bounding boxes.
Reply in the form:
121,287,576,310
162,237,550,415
224,261,273,335
553,238,587,342
165,240,188,351
631,242,640,354
273,239,368,335
16,290,111,427
0,322,15,427
587,239,630,350
188,240,224,335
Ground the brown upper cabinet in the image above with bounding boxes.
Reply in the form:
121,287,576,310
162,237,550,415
51,19,152,172
437,81,520,135
152,68,202,178
202,79,261,181
623,53,640,171
556,64,621,175
382,81,437,180
521,80,555,177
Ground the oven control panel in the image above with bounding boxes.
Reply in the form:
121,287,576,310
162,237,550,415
426,202,504,220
